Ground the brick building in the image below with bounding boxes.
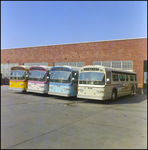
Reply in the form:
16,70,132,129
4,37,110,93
1,37,147,93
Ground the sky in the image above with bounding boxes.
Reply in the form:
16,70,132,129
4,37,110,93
1,1,147,49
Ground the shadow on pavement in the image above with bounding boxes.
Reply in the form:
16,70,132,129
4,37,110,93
13,90,147,105
13,91,55,98
79,94,147,105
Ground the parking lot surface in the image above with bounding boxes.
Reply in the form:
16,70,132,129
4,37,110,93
1,86,147,149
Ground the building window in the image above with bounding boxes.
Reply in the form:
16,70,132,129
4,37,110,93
92,61,101,65
54,62,85,67
92,61,133,70
112,61,121,68
24,62,48,66
102,61,111,67
122,61,133,70
1,63,19,78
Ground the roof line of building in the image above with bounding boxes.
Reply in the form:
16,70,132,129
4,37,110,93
1,37,147,50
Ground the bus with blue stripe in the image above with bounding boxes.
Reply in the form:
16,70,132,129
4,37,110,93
48,66,80,97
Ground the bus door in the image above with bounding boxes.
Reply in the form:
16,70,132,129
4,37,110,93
72,71,78,94
25,69,29,90
46,70,50,86
106,71,112,98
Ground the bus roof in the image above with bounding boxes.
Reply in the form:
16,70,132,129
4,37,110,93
29,65,52,70
11,65,30,70
80,65,137,74
52,65,80,71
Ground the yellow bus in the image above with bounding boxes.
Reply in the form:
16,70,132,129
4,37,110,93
9,65,30,92
77,65,138,101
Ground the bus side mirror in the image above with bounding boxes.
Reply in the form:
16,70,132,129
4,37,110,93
47,76,49,81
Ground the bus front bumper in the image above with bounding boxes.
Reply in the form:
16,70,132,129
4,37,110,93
77,94,106,100
27,89,46,94
48,91,70,97
9,87,25,91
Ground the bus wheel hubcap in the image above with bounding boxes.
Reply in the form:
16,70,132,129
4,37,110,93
131,89,133,95
112,93,115,100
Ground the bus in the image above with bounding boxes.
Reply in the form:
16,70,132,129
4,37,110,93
77,65,138,101
9,65,30,92
27,65,52,94
48,66,80,97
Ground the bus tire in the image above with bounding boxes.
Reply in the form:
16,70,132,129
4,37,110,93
111,89,117,101
130,87,134,96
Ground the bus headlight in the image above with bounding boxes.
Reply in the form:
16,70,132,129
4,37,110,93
64,88,69,90
28,84,31,87
78,89,83,92
20,83,23,85
10,83,12,85
39,85,44,88
96,90,104,93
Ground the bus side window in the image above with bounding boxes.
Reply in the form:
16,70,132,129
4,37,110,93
126,75,129,81
120,74,125,81
113,74,118,81
130,75,134,81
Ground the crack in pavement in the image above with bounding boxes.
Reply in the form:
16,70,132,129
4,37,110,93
6,107,113,149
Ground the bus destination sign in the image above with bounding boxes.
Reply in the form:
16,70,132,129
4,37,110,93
84,68,99,71
30,67,45,71
12,67,24,70
52,68,70,71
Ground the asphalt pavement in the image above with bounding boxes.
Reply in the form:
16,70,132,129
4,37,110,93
1,85,147,149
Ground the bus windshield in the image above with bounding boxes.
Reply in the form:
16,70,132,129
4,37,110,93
79,72,105,85
10,70,25,80
29,71,46,81
50,71,71,83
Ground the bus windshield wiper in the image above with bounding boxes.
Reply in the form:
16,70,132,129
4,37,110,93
51,72,58,79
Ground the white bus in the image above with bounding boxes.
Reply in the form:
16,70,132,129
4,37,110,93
77,65,138,101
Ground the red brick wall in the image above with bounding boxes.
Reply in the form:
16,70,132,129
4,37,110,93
1,38,147,88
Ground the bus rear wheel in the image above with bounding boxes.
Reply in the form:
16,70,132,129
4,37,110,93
111,90,117,101
130,87,134,96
